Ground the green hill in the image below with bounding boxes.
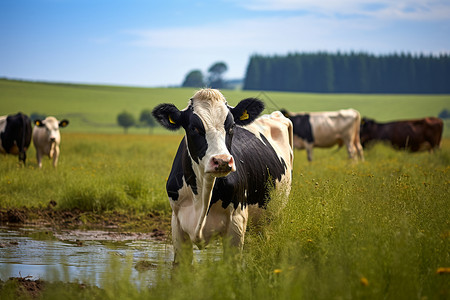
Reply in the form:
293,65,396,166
1,78,449,136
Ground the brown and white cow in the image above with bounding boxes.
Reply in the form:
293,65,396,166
152,89,293,263
0,112,32,164
281,108,364,162
33,117,69,168
360,117,443,152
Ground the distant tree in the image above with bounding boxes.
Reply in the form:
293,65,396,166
139,109,156,133
182,70,204,87
117,111,135,133
438,109,450,119
208,62,228,89
244,56,262,90
243,52,450,93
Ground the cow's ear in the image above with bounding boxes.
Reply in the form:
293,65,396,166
152,103,183,130
279,109,290,118
59,120,69,128
231,98,264,126
361,118,372,126
34,119,45,127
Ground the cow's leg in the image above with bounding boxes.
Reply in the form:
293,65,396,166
353,127,365,161
223,207,248,259
52,145,60,168
345,139,356,159
355,141,364,161
36,150,43,168
305,143,314,161
172,213,193,265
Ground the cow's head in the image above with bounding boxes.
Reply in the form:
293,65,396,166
153,89,264,177
360,117,376,146
35,117,69,142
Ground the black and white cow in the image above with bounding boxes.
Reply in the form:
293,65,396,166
152,89,293,263
281,108,364,162
0,112,32,164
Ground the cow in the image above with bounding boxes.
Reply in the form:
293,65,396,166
360,117,443,152
0,112,32,164
33,117,69,168
152,88,293,264
280,108,364,162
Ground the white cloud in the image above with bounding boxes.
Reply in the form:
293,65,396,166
123,0,449,54
124,25,258,49
124,15,387,54
232,0,450,21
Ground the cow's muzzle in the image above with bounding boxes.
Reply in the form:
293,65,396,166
206,154,235,176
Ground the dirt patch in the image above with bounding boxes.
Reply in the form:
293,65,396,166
4,209,27,223
0,277,104,299
0,277,45,299
0,203,170,241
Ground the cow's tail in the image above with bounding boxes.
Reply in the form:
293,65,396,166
288,117,294,155
435,118,444,149
353,110,364,161
285,113,294,168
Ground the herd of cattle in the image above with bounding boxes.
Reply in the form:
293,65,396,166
1,89,444,263
0,113,69,167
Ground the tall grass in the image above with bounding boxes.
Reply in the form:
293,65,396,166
0,133,181,214
1,134,449,299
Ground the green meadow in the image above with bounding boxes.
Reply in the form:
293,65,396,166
1,78,449,135
1,134,449,299
1,79,449,299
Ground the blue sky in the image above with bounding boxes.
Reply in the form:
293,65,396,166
1,0,449,87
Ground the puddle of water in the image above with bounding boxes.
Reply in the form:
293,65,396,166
0,227,222,287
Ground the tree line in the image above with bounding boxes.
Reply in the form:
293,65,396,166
117,109,155,133
243,52,450,93
182,62,228,89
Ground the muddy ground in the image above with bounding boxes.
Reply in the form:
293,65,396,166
0,276,105,299
0,201,170,240
0,203,171,298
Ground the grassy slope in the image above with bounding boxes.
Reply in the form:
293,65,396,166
1,79,449,135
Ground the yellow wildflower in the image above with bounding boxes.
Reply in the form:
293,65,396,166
436,267,450,274
360,277,369,286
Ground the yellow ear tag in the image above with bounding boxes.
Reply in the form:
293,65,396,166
168,115,176,124
240,110,249,121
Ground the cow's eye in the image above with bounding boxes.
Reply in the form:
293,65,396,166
191,126,203,135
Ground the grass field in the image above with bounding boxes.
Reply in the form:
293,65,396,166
1,78,449,136
1,132,449,299
1,80,449,298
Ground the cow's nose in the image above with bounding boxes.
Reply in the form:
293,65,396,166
50,137,56,142
209,154,235,174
